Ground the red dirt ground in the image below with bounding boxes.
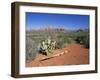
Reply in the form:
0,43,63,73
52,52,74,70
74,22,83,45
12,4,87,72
26,43,89,67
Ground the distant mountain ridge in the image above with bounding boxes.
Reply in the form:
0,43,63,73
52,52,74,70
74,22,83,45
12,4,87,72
26,26,89,33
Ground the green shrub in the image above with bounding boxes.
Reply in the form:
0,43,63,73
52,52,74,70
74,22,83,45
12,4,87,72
83,36,89,48
26,37,37,61
75,35,89,48
55,37,75,48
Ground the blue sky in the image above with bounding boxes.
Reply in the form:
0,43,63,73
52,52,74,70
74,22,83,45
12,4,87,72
26,12,89,31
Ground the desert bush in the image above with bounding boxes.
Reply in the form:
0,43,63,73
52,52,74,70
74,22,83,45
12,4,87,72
55,35,75,48
38,38,56,56
75,35,89,48
26,37,38,61
83,36,89,48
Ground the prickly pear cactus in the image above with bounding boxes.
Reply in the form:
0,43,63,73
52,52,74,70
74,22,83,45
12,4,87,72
38,38,56,56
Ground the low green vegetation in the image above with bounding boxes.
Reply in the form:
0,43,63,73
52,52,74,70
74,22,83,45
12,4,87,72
26,29,89,61
75,35,89,48
26,37,37,61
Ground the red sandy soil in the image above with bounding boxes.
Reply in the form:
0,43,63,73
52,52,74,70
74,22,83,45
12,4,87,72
26,43,89,67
